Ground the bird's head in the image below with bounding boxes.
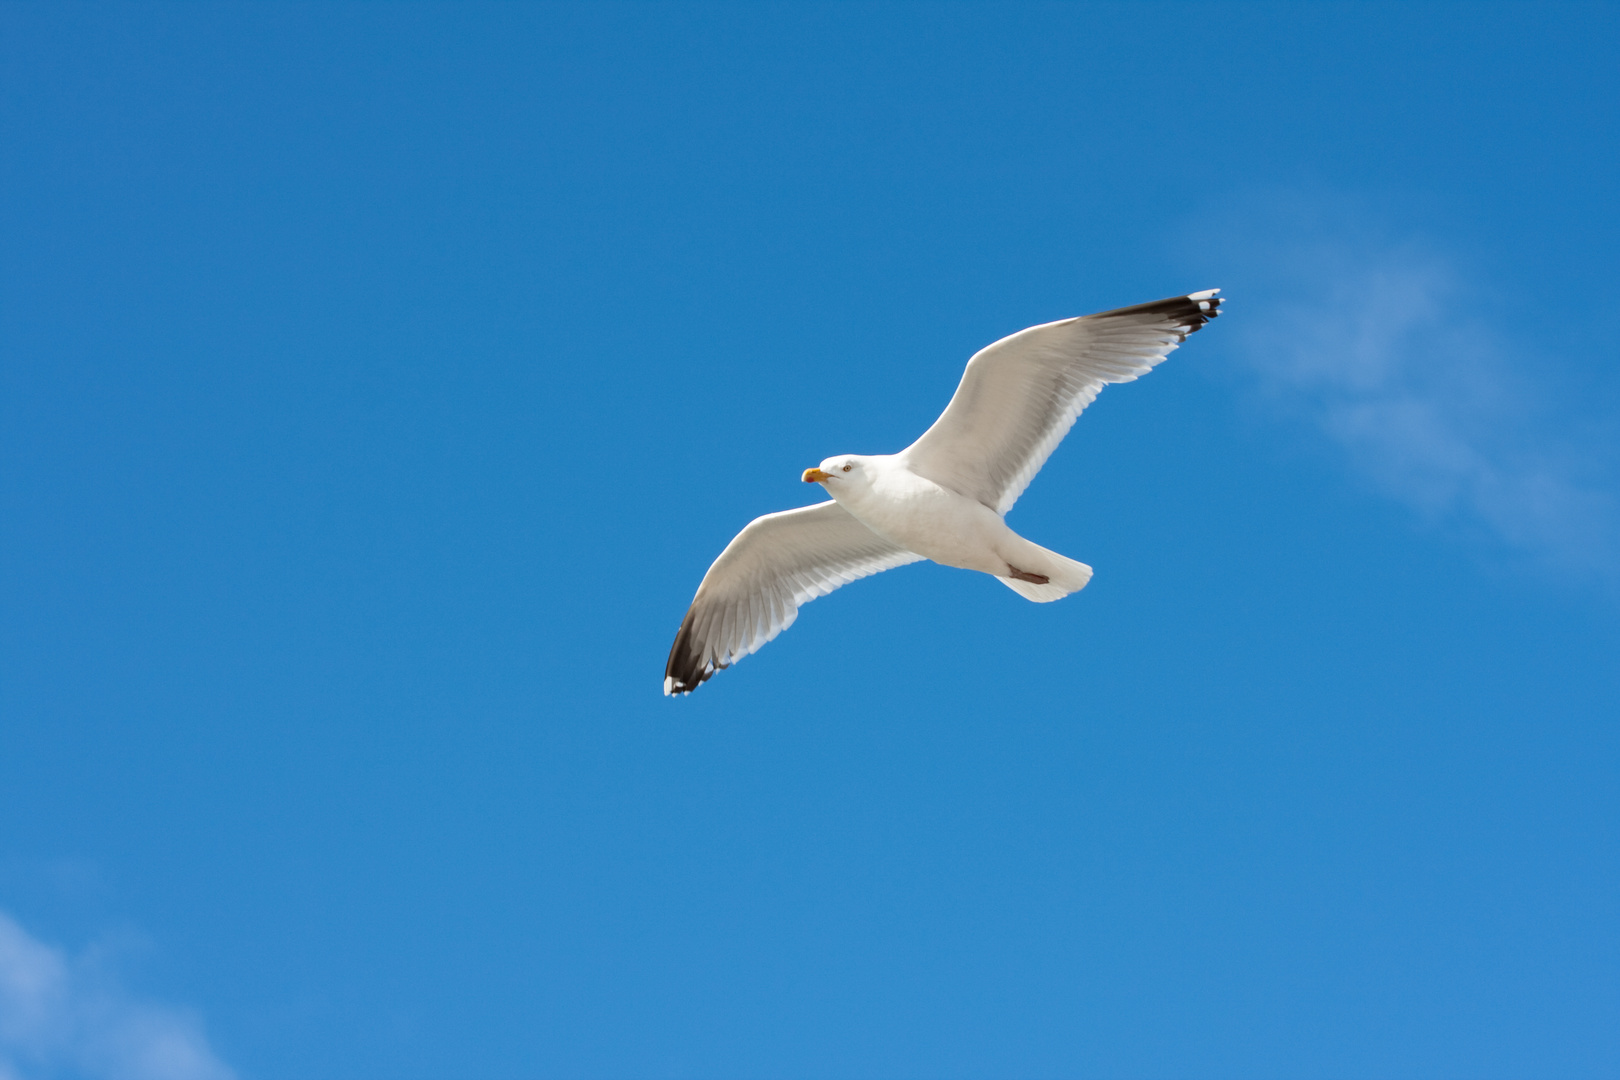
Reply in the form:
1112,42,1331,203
803,455,866,489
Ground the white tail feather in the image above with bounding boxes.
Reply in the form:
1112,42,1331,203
995,540,1093,603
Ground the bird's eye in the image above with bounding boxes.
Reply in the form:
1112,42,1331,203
843,463,853,472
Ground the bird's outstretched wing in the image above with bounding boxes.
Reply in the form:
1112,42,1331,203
901,290,1222,515
664,500,923,695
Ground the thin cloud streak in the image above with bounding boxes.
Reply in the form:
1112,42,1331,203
1205,205,1619,584
0,912,234,1080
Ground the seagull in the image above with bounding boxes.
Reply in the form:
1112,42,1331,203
664,289,1224,696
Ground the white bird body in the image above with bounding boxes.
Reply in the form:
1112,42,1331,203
815,453,1093,601
825,455,1000,572
663,289,1224,695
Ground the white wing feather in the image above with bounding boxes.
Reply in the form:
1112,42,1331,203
664,500,922,695
901,290,1222,514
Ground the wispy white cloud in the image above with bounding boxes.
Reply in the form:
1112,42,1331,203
1195,197,1620,583
0,912,234,1080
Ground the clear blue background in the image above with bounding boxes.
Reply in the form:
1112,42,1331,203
2,3,1617,1078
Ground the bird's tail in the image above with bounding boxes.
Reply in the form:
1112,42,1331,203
995,536,1093,603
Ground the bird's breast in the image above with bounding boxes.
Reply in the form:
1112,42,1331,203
835,470,1005,573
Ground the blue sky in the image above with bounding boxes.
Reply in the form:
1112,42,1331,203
2,3,1617,1078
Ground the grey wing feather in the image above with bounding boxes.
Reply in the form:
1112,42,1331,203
664,500,922,695
900,290,1222,514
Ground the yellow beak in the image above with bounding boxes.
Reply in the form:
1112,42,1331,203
803,468,832,483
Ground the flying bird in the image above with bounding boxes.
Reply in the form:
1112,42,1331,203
664,289,1224,695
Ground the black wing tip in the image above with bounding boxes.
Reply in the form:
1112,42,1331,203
663,606,721,696
1096,288,1224,335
